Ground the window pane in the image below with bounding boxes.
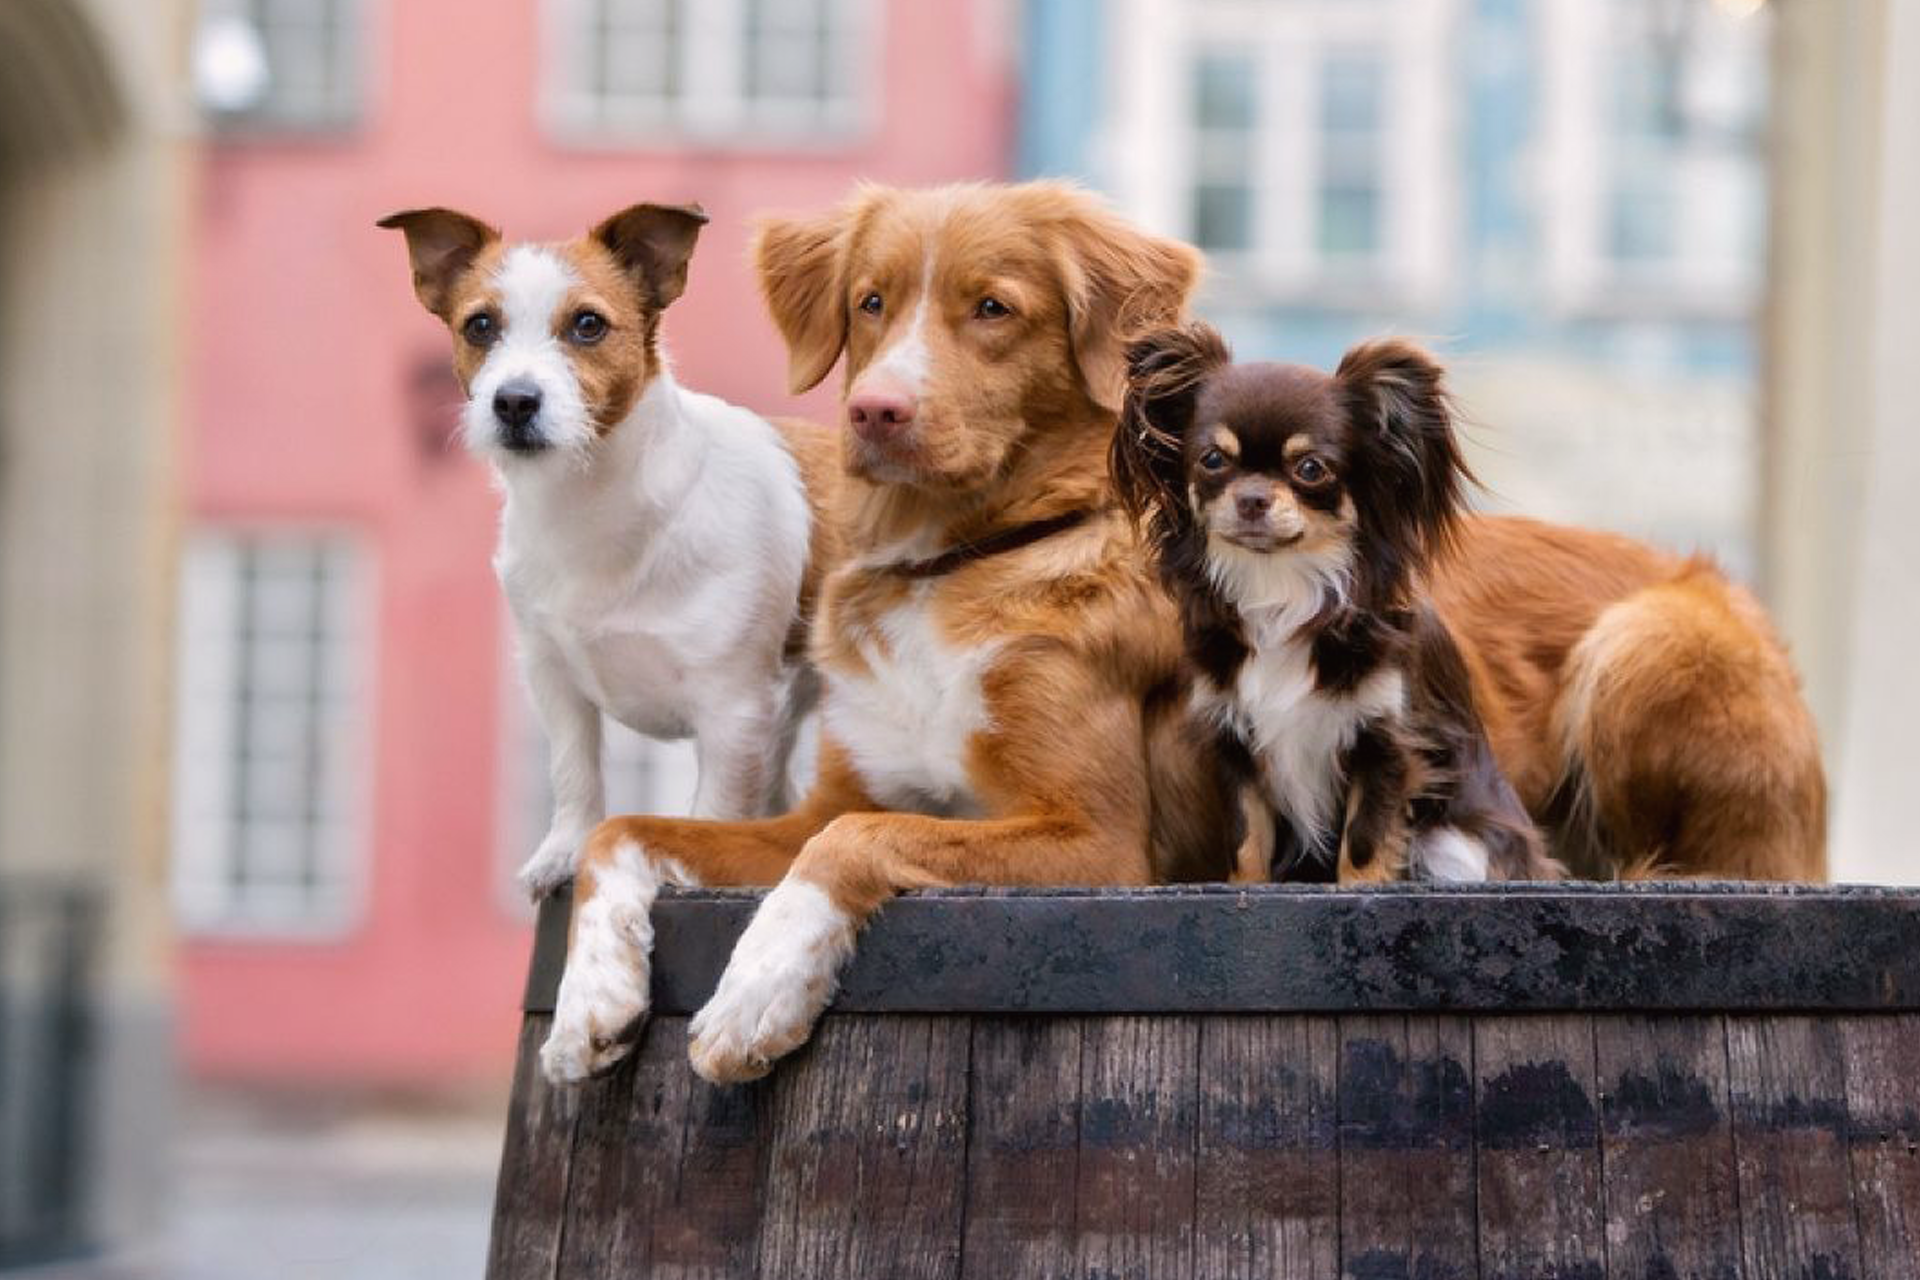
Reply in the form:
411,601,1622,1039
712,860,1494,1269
173,532,364,934
1194,185,1253,255
1194,52,1255,131
1319,184,1381,258
236,0,357,129
1321,51,1383,133
1317,50,1385,262
1190,51,1257,254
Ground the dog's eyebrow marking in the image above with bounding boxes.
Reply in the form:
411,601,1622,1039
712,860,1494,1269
1283,437,1317,461
1207,425,1241,458
495,245,579,342
870,245,937,389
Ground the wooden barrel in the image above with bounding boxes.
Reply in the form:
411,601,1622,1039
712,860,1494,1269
487,883,1920,1279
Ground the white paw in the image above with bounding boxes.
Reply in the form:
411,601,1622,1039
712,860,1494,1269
517,826,589,901
540,842,663,1085
688,879,855,1085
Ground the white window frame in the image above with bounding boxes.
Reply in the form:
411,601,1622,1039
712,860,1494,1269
199,0,371,135
1101,0,1459,310
543,0,880,149
171,528,376,939
1539,0,1770,318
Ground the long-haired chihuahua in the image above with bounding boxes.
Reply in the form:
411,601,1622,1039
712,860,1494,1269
1112,321,1558,883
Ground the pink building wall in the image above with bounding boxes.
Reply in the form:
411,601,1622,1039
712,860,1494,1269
182,0,1016,1086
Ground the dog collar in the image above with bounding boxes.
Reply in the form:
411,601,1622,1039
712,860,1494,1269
885,508,1101,580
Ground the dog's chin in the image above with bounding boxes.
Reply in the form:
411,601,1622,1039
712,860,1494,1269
1217,528,1304,554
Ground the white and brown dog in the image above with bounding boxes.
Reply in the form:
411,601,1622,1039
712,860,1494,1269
380,204,836,898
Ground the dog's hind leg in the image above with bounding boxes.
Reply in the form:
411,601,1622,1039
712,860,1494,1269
1553,568,1827,881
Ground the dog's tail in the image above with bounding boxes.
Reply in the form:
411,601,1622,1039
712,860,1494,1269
1550,563,1827,880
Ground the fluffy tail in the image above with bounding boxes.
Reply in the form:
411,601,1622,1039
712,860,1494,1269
1550,564,1827,881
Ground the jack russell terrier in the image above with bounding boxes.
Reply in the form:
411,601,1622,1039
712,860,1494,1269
380,202,837,897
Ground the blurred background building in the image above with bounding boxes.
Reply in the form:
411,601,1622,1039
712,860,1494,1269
1,0,1916,1274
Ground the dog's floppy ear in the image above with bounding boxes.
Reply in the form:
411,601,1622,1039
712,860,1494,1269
591,202,709,310
1335,338,1471,573
753,206,853,395
377,207,501,320
1047,188,1204,416
1112,321,1231,545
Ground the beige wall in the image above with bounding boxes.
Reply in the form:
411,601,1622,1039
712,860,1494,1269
1765,0,1920,884
0,0,192,1243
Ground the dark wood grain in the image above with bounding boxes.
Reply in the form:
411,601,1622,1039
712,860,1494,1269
1841,1014,1920,1280
1193,1015,1340,1280
486,1014,580,1280
1073,1015,1200,1280
499,890,1920,1279
1473,1015,1605,1280
1594,1015,1742,1280
648,1069,779,1277
1726,1016,1864,1280
556,1016,688,1279
959,1017,1083,1280
531,884,1920,1016
1336,1015,1479,1280
755,1016,969,1280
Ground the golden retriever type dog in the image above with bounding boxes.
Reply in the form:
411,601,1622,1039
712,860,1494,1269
540,181,1244,1086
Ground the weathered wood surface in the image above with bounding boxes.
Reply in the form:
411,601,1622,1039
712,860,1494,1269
491,888,1920,1280
526,883,1920,1015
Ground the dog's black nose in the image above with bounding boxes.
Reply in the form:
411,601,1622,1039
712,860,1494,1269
493,381,542,429
1236,492,1272,521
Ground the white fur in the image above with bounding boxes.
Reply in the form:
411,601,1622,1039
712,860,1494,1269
463,247,596,459
865,249,937,392
688,876,855,1083
1414,826,1490,883
1203,539,1401,849
822,583,997,816
541,840,696,1083
1218,643,1406,848
477,247,817,897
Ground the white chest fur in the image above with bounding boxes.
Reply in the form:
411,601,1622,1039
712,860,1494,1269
1219,631,1406,846
823,586,997,815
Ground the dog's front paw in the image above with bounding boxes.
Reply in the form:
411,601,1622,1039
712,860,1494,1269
518,827,589,901
687,879,856,1085
539,842,662,1085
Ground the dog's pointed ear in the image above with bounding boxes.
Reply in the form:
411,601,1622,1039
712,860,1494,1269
752,207,852,395
1111,321,1231,537
1335,338,1471,565
377,208,501,320
1046,186,1204,416
591,202,710,310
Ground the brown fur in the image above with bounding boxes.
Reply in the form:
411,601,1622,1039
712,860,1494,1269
378,202,712,435
574,182,1235,1020
1431,516,1827,880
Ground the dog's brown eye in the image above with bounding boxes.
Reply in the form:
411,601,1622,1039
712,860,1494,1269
462,313,497,346
1293,456,1332,486
1199,448,1229,472
858,292,884,316
974,296,1013,320
569,311,608,344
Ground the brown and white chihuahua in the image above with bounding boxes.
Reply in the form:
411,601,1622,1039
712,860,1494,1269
1112,321,1558,884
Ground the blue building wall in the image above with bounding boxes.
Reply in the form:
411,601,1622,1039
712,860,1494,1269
1015,0,1758,379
